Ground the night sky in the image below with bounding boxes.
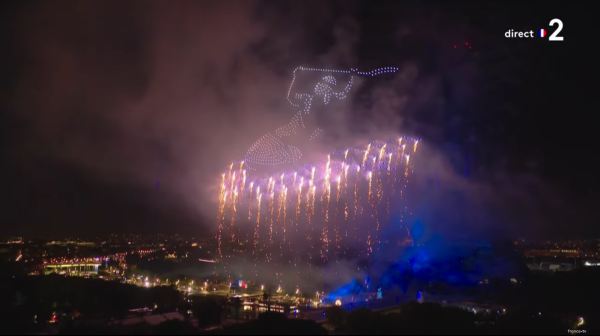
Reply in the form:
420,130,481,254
0,1,594,239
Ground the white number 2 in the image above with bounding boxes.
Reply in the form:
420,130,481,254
549,19,564,41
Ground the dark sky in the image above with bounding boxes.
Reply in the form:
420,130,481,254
0,1,595,239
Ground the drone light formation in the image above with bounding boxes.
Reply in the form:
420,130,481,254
245,67,399,170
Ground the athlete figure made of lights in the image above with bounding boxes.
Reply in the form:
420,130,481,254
244,66,399,170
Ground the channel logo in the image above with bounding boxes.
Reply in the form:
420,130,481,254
505,19,563,41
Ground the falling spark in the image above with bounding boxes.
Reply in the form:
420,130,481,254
218,191,228,257
336,176,342,202
344,164,349,190
241,170,247,194
254,192,262,257
248,182,254,219
230,172,236,193
296,179,303,221
354,166,360,218
335,176,341,250
277,187,283,223
217,180,226,255
379,144,386,162
311,185,316,216
305,184,312,241
269,191,275,253
344,202,349,220
230,187,238,241
367,171,373,202
325,182,331,223
282,187,288,242
362,144,371,168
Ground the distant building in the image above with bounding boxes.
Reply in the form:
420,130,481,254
1,237,23,244
524,249,580,258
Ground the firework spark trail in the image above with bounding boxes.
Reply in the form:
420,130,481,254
305,182,311,240
230,172,236,196
248,182,254,220
217,136,420,282
368,171,373,202
228,171,237,241
254,192,262,277
354,166,360,219
268,191,275,262
296,177,303,222
386,153,393,220
218,191,228,258
344,164,349,191
335,175,342,253
362,144,371,168
324,182,331,259
311,185,316,261
241,170,247,194
230,187,238,241
325,182,331,223
392,141,402,195
311,185,316,217
217,175,226,232
277,189,284,253
283,187,288,243
401,144,406,160
378,144,386,163
277,186,283,223
227,163,233,183
377,167,383,204
344,202,349,222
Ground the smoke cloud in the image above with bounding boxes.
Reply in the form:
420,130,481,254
2,0,574,243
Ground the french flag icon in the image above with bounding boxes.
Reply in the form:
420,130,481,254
539,29,546,38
